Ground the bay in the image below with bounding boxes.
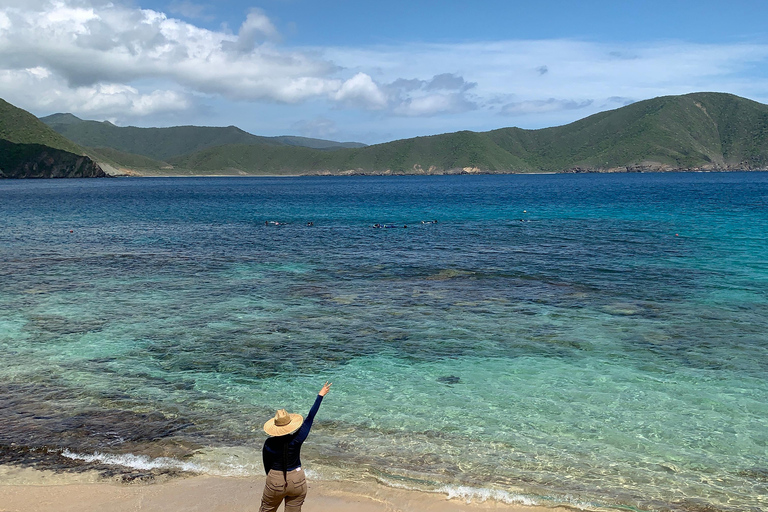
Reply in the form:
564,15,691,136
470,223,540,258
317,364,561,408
1,173,766,511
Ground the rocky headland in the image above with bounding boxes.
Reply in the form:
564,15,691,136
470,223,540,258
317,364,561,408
0,140,106,179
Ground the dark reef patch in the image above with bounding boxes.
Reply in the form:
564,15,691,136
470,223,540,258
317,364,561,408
0,382,198,479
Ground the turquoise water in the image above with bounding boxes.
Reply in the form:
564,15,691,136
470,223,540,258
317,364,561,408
1,173,766,511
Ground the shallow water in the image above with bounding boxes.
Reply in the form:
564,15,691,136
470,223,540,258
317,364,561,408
1,173,767,511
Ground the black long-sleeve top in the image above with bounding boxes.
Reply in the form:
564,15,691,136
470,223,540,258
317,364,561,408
262,394,323,474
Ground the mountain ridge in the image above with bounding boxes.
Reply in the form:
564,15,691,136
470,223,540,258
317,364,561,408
3,92,768,178
40,113,367,162
164,92,768,176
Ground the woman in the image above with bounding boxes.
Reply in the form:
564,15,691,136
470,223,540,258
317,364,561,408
260,381,332,512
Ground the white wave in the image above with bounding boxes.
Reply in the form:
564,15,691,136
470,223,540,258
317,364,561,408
439,486,601,510
59,450,259,477
438,485,539,506
375,474,540,507
61,450,204,473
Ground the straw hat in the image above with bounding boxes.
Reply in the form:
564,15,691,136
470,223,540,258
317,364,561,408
264,409,304,436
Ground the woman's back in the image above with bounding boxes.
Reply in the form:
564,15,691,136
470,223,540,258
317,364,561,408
262,393,323,473
259,382,331,512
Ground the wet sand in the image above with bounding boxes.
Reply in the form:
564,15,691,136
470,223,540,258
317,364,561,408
0,467,570,512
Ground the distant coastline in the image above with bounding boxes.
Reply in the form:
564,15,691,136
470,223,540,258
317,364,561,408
106,165,767,178
71,92,768,179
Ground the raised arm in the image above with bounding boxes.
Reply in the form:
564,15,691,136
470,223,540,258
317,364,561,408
294,382,332,443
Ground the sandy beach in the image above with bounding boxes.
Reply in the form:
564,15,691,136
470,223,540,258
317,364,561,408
0,466,570,512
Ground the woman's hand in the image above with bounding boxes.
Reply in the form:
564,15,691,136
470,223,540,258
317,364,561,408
319,381,332,396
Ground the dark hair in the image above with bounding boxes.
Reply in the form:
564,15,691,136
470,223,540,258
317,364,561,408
282,440,288,484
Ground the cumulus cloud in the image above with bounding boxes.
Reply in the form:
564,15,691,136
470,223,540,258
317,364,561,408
0,0,389,117
384,73,478,116
0,67,188,118
333,73,387,109
424,73,475,91
232,8,280,52
393,93,476,117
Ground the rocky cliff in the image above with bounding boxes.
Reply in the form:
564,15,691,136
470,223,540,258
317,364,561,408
0,140,107,178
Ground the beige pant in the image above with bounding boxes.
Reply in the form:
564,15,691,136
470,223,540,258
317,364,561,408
259,468,307,512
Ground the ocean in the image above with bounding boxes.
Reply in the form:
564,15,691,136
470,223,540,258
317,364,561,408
1,172,766,511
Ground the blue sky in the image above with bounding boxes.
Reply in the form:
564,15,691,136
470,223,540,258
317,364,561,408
160,0,768,46
1,0,767,143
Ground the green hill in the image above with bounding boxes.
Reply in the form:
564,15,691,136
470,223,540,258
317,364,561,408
0,99,105,178
168,130,533,175
485,92,768,171
15,92,768,177
40,114,366,161
84,146,171,175
1,100,85,155
166,93,768,175
269,135,366,150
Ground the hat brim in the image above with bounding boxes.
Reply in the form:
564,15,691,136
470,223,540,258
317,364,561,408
264,413,303,437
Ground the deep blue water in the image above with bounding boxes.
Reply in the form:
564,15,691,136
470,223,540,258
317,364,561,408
1,173,767,511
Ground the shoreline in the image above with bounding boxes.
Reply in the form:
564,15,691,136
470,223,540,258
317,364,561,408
104,168,767,178
0,466,574,512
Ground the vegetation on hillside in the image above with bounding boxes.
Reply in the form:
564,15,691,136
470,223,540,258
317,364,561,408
0,99,85,155
0,99,107,178
41,114,366,161
6,92,768,177
85,146,170,173
166,93,768,175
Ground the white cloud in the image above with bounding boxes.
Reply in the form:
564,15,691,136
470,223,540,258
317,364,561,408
27,66,51,79
0,11,12,31
41,2,97,29
394,93,476,117
0,68,188,118
0,0,375,116
385,73,478,117
122,88,189,116
333,73,387,109
233,8,280,52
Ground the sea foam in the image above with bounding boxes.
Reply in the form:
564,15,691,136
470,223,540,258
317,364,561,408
59,450,258,477
439,485,539,506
